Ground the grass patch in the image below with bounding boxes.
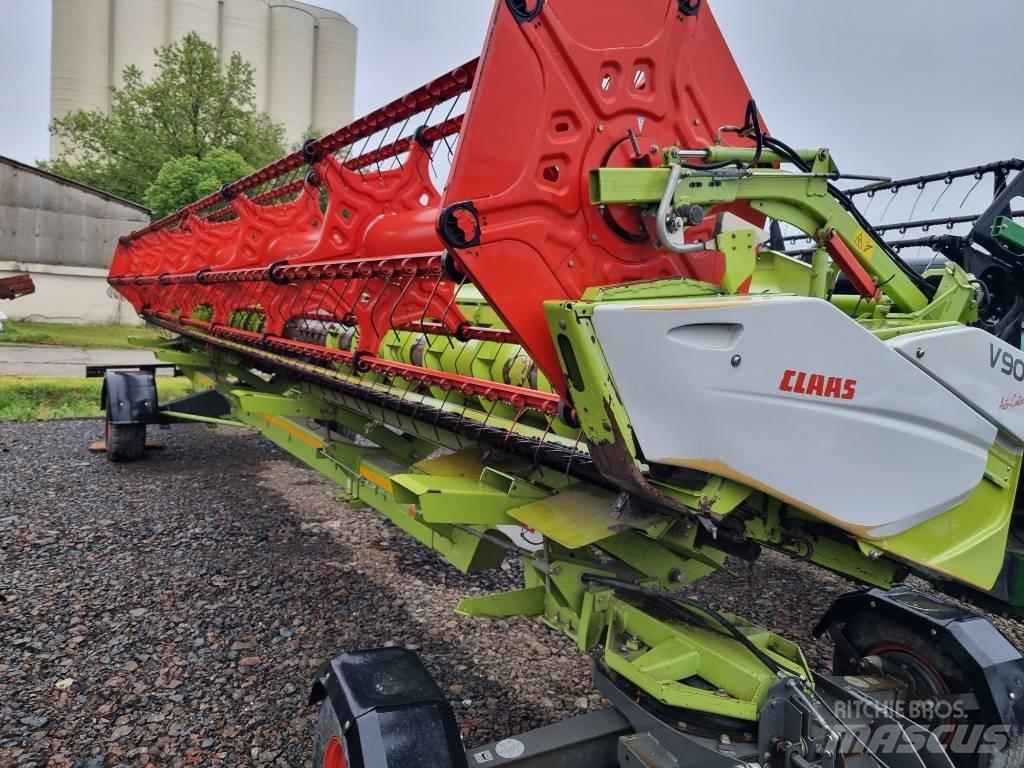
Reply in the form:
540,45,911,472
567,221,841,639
0,376,194,422
0,319,164,349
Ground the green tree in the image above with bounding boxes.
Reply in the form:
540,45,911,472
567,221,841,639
46,33,284,207
143,147,253,217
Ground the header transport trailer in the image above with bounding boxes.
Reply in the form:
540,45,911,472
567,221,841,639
96,1,1024,766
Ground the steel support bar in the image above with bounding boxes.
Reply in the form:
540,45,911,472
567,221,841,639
843,159,1024,197
783,211,1024,243
248,179,307,207
466,708,630,768
84,363,178,378
113,253,446,286
158,411,251,428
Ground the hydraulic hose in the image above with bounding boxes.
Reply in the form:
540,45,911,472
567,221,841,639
762,135,935,299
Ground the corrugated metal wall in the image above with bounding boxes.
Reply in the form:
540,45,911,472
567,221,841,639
0,158,150,270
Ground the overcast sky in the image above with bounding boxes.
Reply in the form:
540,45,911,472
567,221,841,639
1,0,1022,181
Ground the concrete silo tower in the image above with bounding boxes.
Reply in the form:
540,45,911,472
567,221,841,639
313,13,357,136
268,3,316,144
168,0,220,45
50,0,111,155
110,0,168,85
49,0,358,156
220,0,271,111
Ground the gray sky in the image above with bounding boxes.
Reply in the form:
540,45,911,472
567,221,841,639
1,0,1023,181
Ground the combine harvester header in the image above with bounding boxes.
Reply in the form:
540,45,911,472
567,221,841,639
102,1,1024,766
111,0,761,400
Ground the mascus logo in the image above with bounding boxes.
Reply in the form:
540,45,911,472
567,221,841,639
779,369,856,400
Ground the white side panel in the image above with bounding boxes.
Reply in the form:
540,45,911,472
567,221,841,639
591,296,995,537
890,327,1024,445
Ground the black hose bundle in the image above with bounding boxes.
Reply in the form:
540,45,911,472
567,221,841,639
760,134,935,299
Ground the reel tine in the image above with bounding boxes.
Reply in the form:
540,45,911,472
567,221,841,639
503,407,528,449
864,190,880,217
930,176,954,212
440,92,462,160
907,182,926,222
392,114,413,172
385,273,416,335
880,186,899,222
533,419,553,469
960,173,984,209
419,272,446,328
259,275,284,337
372,123,394,178
436,273,469,342
366,271,395,347
333,281,351,333
309,277,330,326
354,134,374,180
564,429,586,485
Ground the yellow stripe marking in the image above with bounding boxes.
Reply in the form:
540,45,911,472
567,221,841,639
359,465,394,494
261,413,324,449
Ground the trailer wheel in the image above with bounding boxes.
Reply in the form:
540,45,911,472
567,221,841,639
312,698,351,768
834,615,1024,768
105,419,146,463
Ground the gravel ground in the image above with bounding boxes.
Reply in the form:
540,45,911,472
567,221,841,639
2,419,1023,766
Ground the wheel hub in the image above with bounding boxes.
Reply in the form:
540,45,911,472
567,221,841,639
323,735,348,768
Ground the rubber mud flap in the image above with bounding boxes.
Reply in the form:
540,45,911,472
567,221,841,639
310,648,468,768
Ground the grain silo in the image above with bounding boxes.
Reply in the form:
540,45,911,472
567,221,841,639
168,0,220,46
51,0,111,155
268,4,316,144
49,0,358,156
314,15,357,135
220,0,271,111
111,0,167,85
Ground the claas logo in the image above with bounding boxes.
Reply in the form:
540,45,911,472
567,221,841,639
779,369,856,401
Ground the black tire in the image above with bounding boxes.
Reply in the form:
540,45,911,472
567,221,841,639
312,699,350,768
105,420,146,463
835,615,1024,768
